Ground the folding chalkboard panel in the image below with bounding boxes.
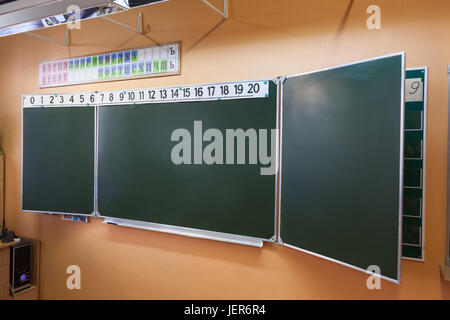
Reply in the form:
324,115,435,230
22,107,95,215
279,54,404,282
98,81,278,241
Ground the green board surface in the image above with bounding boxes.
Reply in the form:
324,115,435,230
280,55,403,281
22,107,95,215
98,82,277,239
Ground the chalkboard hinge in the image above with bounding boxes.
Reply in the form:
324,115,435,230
92,211,101,218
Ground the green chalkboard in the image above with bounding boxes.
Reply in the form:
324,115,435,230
98,82,277,239
22,107,95,215
280,54,403,281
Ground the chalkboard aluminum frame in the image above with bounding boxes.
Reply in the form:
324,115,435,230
276,53,405,283
21,105,97,217
403,67,428,262
96,78,280,247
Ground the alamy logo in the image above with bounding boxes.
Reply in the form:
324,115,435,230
366,5,381,30
366,265,381,289
170,121,278,175
66,265,81,290
66,5,81,30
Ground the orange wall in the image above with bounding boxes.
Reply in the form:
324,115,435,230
0,0,449,299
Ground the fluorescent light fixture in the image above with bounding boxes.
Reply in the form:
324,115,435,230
112,0,169,9
0,3,122,37
0,0,111,28
0,0,168,38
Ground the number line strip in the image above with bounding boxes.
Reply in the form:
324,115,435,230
23,80,270,108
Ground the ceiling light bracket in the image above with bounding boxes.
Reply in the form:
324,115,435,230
25,28,70,47
201,0,228,18
101,11,147,34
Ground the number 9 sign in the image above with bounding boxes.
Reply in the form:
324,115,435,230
405,78,423,102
